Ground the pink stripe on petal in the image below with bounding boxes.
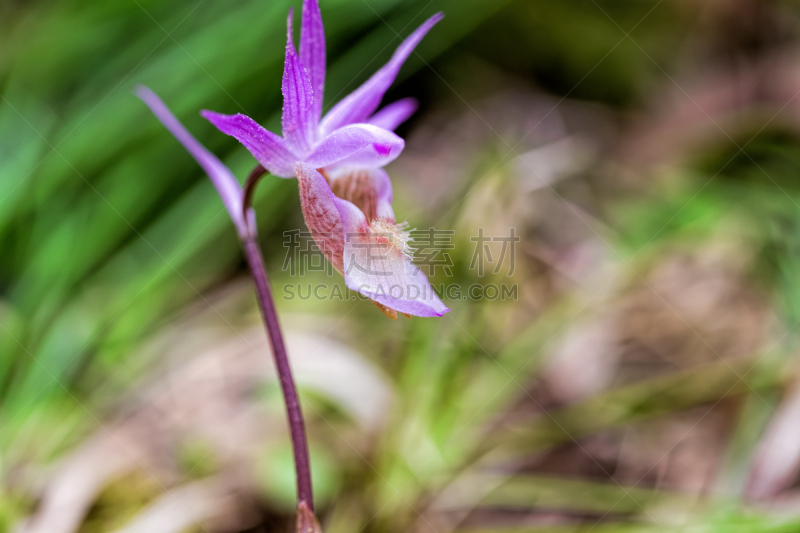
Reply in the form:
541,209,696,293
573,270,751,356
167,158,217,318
373,144,392,157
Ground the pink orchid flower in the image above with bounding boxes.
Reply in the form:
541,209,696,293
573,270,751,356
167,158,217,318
143,0,449,318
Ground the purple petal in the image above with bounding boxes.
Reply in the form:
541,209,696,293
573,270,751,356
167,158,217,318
351,260,450,317
136,86,251,237
305,124,404,169
368,98,418,131
320,13,443,135
300,0,326,124
201,111,296,178
283,8,316,153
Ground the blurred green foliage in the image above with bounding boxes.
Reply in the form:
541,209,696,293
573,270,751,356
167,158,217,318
7,0,800,531
0,0,674,448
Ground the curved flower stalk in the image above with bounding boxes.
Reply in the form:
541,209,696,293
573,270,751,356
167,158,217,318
204,0,448,318
136,86,317,518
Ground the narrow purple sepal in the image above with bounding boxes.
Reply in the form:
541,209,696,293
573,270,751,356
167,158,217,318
201,111,296,178
300,0,326,125
282,8,316,154
136,85,252,237
319,12,443,134
368,98,418,131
